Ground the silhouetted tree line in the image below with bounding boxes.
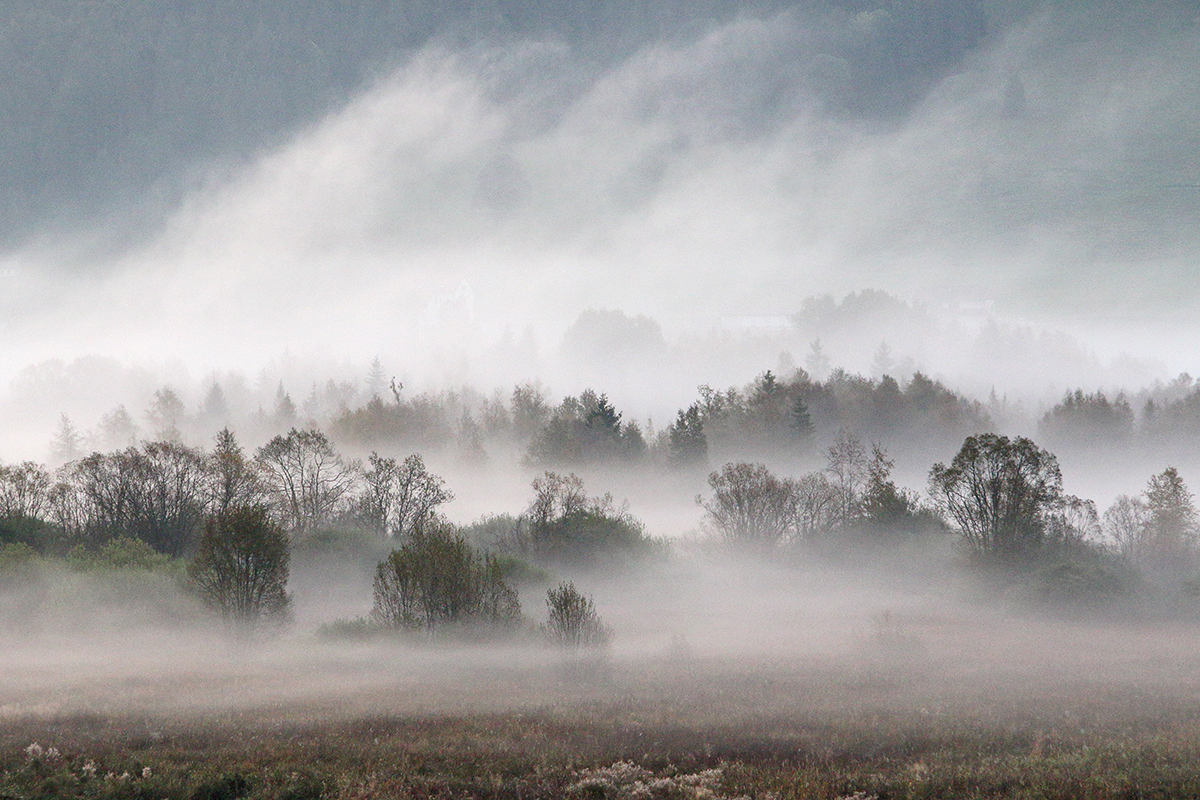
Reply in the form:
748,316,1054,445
1033,377,1200,457
697,431,937,550
459,472,658,570
663,368,989,467
8,415,1200,621
0,427,644,632
20,356,1200,623
326,367,989,469
695,429,1200,608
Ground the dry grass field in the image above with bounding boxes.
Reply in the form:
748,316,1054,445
5,605,1200,799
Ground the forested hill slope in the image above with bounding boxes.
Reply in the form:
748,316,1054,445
0,0,995,246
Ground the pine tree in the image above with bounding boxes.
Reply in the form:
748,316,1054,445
668,404,707,467
50,414,83,464
366,356,386,400
790,397,814,441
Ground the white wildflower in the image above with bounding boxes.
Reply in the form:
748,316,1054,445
80,760,98,777
568,760,654,797
142,766,152,779
627,779,651,800
679,768,723,788
568,762,735,800
45,747,61,761
24,742,43,759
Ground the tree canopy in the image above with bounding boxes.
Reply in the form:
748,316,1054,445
929,434,1064,562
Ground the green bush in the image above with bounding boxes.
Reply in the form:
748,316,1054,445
1031,560,1127,609
67,537,179,572
0,541,40,571
372,526,522,634
189,506,291,625
0,515,56,554
523,473,660,568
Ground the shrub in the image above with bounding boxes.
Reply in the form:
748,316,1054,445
0,514,55,553
698,462,797,548
372,526,521,633
67,536,177,572
0,541,40,572
1030,555,1128,610
525,473,656,567
188,505,291,625
545,582,611,650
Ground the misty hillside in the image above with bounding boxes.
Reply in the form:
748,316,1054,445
0,0,997,245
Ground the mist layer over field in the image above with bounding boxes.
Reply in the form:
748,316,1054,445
0,540,1194,722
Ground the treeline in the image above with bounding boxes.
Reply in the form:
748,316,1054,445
8,418,1200,631
11,428,649,564
55,366,989,473
1038,375,1200,455
334,365,992,466
0,426,644,638
700,432,1200,609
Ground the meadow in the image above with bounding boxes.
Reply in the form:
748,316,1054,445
5,603,1200,800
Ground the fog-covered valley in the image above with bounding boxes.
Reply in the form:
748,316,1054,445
3,2,1200,797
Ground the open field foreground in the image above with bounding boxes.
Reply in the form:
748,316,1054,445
5,612,1200,800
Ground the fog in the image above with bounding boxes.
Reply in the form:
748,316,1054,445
2,7,1200,784
5,538,1200,741
3,3,1199,421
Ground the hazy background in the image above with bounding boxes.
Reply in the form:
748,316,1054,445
1,0,1197,461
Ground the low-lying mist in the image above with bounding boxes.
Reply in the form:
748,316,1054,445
3,534,1200,729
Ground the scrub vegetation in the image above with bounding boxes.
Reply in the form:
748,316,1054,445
6,651,1200,800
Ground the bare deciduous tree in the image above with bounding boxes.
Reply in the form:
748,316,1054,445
826,429,869,525
529,472,587,532
929,434,1063,561
360,453,453,539
135,441,207,556
256,429,356,535
697,462,797,547
792,471,839,539
1102,494,1148,561
53,442,207,556
0,461,52,519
